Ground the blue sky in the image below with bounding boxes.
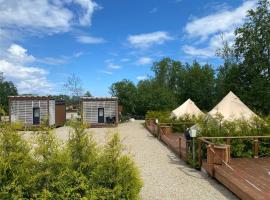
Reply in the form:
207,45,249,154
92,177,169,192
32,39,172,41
0,0,257,96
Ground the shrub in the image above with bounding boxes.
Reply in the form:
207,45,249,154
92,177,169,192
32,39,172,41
196,114,270,158
145,111,171,123
0,121,143,199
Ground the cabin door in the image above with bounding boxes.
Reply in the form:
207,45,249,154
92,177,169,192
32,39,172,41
98,108,104,123
33,107,40,125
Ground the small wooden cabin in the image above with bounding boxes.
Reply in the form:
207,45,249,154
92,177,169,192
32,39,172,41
81,97,118,127
9,96,66,127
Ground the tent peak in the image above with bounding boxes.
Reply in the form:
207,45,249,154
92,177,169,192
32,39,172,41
209,91,257,121
171,98,204,118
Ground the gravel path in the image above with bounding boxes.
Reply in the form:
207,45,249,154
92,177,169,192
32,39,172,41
22,121,237,199
71,120,237,200
32,121,237,200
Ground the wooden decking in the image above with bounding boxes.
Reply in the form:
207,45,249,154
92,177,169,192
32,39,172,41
203,158,270,200
160,133,187,161
145,121,270,200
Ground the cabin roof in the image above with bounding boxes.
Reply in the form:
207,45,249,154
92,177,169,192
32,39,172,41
80,97,118,101
8,96,52,100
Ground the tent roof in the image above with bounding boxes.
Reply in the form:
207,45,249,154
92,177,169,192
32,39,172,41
171,99,204,118
209,91,257,121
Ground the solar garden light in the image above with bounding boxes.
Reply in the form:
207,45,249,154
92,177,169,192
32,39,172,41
155,119,159,124
189,129,197,164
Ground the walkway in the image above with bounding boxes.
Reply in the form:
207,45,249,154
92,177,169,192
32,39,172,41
91,121,237,200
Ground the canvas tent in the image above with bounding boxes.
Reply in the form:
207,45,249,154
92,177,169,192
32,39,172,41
208,91,257,121
171,99,204,119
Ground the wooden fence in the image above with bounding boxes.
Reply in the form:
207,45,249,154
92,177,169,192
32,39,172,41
197,136,270,167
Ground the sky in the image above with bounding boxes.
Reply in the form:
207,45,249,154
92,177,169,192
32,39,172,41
0,0,257,96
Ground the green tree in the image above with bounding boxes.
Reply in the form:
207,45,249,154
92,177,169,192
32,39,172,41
234,0,270,114
136,80,177,116
151,58,185,95
110,79,137,115
84,91,92,97
0,73,18,114
91,134,142,199
217,0,270,114
181,61,215,110
0,124,34,199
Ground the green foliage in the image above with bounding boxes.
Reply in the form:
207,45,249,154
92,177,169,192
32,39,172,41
84,91,92,97
136,80,177,116
91,134,142,200
0,73,18,114
111,58,216,117
196,115,270,157
217,0,270,115
0,121,142,199
145,111,171,123
110,79,137,115
145,111,197,133
0,123,34,199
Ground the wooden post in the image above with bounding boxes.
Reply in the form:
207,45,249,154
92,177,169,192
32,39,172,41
206,144,215,177
179,137,182,159
186,140,189,161
198,139,202,166
254,138,259,158
226,138,231,146
157,123,161,140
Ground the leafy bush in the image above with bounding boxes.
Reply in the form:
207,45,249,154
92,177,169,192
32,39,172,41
0,121,143,199
145,111,171,123
196,114,270,158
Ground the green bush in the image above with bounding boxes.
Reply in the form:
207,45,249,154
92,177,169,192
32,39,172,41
0,121,143,199
145,111,171,123
145,111,197,129
196,115,270,158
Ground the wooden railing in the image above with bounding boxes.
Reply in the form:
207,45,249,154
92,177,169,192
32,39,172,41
197,136,270,166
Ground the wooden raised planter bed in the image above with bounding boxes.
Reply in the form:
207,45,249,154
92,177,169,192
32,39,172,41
145,119,158,136
159,125,172,136
205,144,231,177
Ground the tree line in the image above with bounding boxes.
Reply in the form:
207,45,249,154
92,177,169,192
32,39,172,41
110,0,270,117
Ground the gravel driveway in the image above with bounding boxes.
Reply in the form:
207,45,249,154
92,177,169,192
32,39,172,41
54,120,237,200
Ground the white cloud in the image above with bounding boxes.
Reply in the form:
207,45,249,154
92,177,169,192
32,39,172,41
128,31,173,49
72,0,101,26
0,0,100,39
0,0,101,93
0,44,53,94
108,63,121,69
185,1,256,39
37,51,84,65
7,44,35,63
105,59,121,69
99,70,112,75
136,75,148,81
182,45,214,57
183,0,257,57
137,57,152,65
76,35,105,44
